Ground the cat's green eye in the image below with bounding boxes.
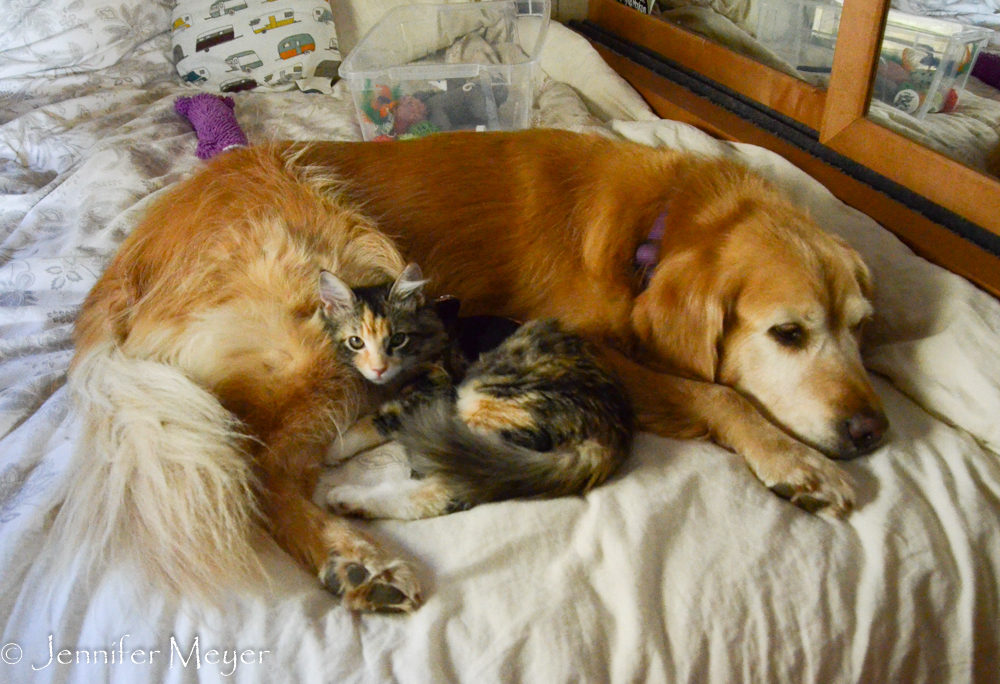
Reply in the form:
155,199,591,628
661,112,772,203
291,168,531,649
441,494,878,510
346,336,365,351
389,333,408,350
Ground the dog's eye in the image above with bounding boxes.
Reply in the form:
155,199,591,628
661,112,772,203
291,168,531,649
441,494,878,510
388,332,408,350
769,323,806,348
346,336,365,351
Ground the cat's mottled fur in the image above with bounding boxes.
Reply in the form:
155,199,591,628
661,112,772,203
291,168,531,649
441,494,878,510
319,264,634,520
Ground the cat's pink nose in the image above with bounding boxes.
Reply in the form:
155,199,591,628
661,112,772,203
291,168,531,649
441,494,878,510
372,367,387,377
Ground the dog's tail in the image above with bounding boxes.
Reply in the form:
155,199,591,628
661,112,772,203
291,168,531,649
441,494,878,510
398,401,628,506
52,343,260,596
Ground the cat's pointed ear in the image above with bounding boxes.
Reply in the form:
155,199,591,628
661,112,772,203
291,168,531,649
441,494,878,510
389,263,428,302
319,270,355,318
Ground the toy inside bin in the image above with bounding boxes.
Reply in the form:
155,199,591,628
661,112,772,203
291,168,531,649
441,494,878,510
338,0,550,140
874,13,991,118
751,0,993,119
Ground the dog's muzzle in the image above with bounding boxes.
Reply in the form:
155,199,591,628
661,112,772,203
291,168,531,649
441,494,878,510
835,408,890,459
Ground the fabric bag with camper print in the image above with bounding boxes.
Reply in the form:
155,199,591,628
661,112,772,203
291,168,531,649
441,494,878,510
171,0,341,93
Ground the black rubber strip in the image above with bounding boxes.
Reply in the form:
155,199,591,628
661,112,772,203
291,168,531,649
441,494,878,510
569,19,1000,259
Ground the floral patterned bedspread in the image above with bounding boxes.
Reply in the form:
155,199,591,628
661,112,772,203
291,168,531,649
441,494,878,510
2,7,1000,683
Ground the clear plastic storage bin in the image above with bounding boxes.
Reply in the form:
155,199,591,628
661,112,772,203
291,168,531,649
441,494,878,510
338,0,550,141
751,0,992,119
875,12,991,118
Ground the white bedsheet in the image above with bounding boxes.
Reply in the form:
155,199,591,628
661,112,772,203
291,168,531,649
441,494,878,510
1,18,999,684
893,0,1000,35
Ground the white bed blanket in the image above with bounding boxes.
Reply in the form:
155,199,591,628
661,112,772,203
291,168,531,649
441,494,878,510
1,20,1000,684
893,0,1000,34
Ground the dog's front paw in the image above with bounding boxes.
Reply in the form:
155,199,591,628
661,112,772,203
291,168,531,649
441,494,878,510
320,551,421,613
751,446,855,517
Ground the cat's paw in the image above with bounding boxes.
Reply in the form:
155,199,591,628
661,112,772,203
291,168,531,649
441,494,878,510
319,551,421,613
326,485,377,518
326,417,387,465
326,479,453,521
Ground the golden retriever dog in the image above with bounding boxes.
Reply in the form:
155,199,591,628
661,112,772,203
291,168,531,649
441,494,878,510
61,128,886,613
290,129,888,514
62,149,421,612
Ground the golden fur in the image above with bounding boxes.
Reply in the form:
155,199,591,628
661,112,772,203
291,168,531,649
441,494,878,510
65,129,888,610
287,129,888,515
65,146,419,611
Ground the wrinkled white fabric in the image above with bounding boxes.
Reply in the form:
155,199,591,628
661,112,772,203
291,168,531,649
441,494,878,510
2,10,1000,684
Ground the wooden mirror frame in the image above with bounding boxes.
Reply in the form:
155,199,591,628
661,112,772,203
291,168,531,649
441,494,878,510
588,0,828,129
821,0,1000,236
586,0,1000,295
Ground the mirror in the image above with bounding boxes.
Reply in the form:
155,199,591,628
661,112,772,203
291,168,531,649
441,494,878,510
639,0,1000,177
648,0,840,89
864,7,1000,179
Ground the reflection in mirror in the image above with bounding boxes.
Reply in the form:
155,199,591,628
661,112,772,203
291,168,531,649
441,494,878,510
866,5,1000,179
640,0,1000,178
648,0,839,89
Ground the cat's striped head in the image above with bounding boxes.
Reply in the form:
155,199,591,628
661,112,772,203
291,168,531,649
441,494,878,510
319,264,446,384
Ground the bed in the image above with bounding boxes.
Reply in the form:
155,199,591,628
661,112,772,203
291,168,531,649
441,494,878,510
2,0,1000,682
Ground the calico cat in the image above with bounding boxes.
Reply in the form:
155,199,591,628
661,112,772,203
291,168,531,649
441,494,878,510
319,264,634,520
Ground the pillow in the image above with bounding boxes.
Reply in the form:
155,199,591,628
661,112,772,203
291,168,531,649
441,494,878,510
170,0,341,93
329,0,474,56
0,0,172,80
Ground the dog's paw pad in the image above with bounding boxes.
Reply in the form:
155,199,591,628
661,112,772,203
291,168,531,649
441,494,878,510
761,455,855,518
793,493,829,515
770,480,854,517
769,483,796,500
320,554,421,613
366,583,410,611
346,564,421,613
345,563,370,586
320,563,343,595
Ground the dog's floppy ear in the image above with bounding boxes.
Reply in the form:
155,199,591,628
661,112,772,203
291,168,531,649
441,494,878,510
630,248,729,382
831,235,874,300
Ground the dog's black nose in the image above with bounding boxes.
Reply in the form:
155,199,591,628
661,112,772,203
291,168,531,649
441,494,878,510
845,409,889,455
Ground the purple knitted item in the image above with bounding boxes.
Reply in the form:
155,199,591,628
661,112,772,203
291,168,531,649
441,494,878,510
175,94,249,160
972,51,1000,90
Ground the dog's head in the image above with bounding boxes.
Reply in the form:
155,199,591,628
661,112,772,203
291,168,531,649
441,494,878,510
631,170,888,459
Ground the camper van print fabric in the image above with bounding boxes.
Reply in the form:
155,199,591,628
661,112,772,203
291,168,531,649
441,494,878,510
171,0,340,93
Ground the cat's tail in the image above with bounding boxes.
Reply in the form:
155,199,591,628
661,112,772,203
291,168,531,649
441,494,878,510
49,342,261,597
397,401,629,506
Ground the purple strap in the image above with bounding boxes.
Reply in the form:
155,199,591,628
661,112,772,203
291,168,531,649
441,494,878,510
634,209,668,289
